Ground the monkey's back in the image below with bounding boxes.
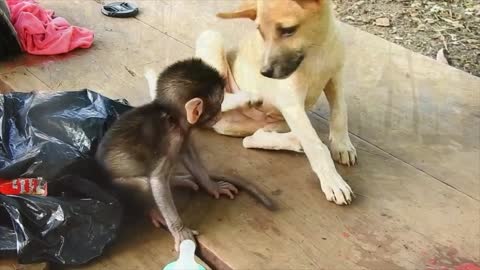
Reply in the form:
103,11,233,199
96,102,180,178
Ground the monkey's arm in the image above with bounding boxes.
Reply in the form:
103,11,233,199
150,158,197,250
182,142,238,199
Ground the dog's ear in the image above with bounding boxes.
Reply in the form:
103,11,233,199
293,0,322,10
217,0,257,20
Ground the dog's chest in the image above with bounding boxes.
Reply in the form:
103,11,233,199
301,56,336,108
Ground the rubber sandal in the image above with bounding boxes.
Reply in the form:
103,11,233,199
101,2,138,18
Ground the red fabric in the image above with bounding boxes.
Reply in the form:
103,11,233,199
6,0,94,55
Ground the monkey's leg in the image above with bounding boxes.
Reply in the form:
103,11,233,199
110,177,164,227
150,159,198,251
182,143,238,199
172,174,199,191
114,175,197,228
150,176,198,227
148,175,198,228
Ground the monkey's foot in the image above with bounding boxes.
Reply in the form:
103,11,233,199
210,181,238,199
148,208,166,228
173,227,199,251
172,175,199,191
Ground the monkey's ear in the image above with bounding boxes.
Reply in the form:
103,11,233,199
185,98,204,124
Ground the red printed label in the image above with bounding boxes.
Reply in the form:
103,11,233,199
0,178,48,196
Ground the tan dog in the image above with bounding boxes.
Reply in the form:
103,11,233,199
193,0,357,205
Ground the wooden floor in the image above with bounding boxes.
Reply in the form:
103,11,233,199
1,1,479,269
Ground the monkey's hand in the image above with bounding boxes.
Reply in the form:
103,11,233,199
207,180,239,199
172,227,199,251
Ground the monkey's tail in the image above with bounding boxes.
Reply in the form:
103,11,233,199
144,68,157,101
211,174,277,211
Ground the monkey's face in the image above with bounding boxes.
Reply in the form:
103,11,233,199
197,88,224,127
200,110,222,127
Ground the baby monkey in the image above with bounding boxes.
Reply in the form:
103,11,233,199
96,58,274,250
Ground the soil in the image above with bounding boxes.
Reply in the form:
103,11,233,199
333,0,480,77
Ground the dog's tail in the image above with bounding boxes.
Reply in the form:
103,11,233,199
144,69,157,101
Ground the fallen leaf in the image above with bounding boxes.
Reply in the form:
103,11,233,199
436,49,450,65
416,24,427,31
375,17,391,27
356,1,365,6
429,5,444,13
440,17,464,28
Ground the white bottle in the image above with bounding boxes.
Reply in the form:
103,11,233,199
163,240,206,270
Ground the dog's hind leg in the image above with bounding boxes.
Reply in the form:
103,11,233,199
243,129,303,152
324,72,357,166
263,121,290,133
213,110,265,137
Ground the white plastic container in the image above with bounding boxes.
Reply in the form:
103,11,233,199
163,240,206,270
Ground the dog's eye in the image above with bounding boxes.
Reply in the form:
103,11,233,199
278,25,298,37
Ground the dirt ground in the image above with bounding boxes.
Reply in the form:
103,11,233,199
333,0,480,77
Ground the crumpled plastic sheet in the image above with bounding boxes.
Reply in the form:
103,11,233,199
0,89,132,265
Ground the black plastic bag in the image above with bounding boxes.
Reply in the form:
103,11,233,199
0,89,132,265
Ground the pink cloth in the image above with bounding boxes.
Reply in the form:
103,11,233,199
6,0,94,55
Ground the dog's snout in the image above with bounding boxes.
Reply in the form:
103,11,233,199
260,66,274,78
260,50,305,79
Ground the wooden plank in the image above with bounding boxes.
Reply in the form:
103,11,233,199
65,218,210,270
0,67,51,93
186,115,479,269
135,0,252,50
0,0,478,269
0,260,48,270
315,24,480,200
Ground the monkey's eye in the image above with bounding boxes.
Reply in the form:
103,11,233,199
278,25,298,38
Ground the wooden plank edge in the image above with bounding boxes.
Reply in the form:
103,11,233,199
197,243,232,270
0,77,13,93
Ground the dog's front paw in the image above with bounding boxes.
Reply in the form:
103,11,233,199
320,171,354,205
330,135,357,166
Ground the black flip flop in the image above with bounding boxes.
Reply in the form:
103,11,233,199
101,2,138,18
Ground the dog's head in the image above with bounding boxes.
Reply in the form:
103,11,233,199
218,0,327,79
